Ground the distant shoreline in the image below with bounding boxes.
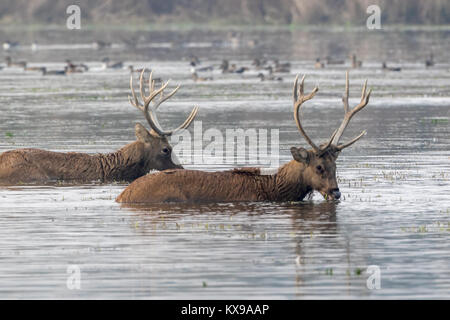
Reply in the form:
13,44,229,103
1,23,450,32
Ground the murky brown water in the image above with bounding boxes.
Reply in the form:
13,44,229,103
0,27,449,299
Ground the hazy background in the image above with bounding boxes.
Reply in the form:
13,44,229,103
0,0,449,300
0,0,448,25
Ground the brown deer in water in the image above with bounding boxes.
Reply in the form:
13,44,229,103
0,70,199,184
117,71,371,203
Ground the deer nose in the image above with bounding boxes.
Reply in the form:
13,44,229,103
330,188,341,200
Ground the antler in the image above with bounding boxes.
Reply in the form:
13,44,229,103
293,75,320,153
128,68,199,136
331,71,371,150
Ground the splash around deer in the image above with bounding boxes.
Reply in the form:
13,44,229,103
117,71,372,203
0,69,199,185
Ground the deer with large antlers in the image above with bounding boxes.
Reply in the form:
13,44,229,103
0,69,198,184
117,71,371,203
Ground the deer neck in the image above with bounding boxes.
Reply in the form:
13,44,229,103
275,160,312,201
96,141,146,182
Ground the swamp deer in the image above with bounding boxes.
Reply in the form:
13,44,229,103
117,71,371,203
0,69,199,184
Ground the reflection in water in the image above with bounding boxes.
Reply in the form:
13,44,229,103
124,200,338,232
126,201,363,298
288,202,339,298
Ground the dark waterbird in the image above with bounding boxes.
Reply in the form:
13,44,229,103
257,72,283,81
66,60,89,73
425,53,434,67
315,58,325,69
190,61,214,73
102,57,123,69
382,62,401,72
351,54,362,68
40,67,66,76
5,56,26,68
325,56,345,65
192,72,213,82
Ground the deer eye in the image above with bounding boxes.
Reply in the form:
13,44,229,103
316,165,323,171
161,147,170,155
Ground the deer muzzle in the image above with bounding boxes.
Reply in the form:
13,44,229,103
329,188,341,200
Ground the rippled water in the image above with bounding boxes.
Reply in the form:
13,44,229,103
0,27,449,299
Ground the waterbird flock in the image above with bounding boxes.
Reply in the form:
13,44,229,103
1,37,439,82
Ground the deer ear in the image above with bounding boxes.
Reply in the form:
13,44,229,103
135,123,152,142
291,147,310,164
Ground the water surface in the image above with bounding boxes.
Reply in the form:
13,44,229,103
0,27,449,299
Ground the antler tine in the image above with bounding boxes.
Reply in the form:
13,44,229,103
143,79,170,133
299,74,305,96
143,85,170,137
336,130,367,151
128,73,143,110
146,81,198,136
147,105,199,136
138,68,170,103
129,68,198,136
153,85,180,110
146,109,168,137
355,79,371,113
139,68,147,102
293,74,320,152
342,71,349,113
170,106,199,135
331,71,371,146
319,129,338,155
293,74,299,103
127,68,169,136
149,70,154,93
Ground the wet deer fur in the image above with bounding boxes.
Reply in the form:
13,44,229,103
0,69,198,184
117,72,371,203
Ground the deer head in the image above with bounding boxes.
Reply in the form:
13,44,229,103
128,69,199,171
290,72,371,200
